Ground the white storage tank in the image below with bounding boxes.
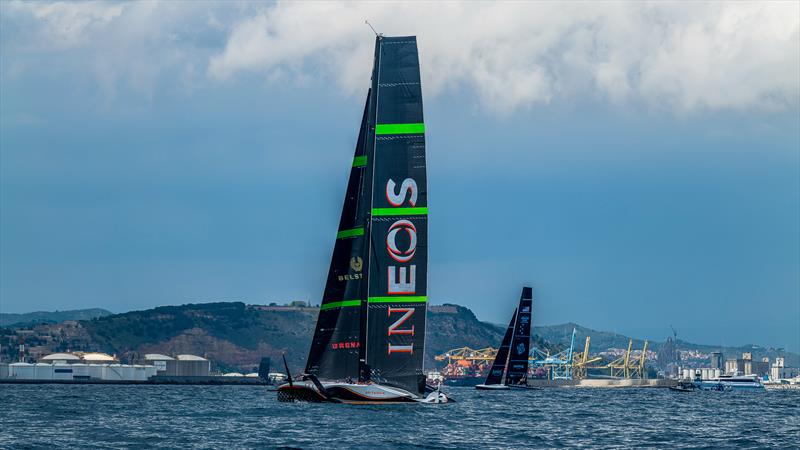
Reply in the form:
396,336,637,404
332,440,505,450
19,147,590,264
682,369,690,380
88,364,104,380
34,363,53,380
713,368,721,379
103,364,124,380
10,363,34,379
71,364,89,379
701,369,709,380
52,363,74,380
132,365,147,381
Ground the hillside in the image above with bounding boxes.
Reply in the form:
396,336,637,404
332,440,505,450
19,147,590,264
77,302,523,371
4,302,796,371
0,308,112,328
82,302,317,371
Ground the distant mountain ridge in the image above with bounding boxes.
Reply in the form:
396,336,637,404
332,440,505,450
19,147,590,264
0,308,113,328
2,303,796,370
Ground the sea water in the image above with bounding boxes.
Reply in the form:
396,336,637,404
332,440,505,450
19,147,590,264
0,384,797,449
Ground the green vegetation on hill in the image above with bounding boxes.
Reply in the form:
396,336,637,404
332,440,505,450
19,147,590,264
0,308,112,328
82,302,317,369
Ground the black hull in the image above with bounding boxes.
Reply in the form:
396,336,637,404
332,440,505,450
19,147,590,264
276,381,451,404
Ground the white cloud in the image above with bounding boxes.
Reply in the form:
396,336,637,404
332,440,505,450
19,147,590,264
8,0,124,47
208,1,800,113
3,1,798,113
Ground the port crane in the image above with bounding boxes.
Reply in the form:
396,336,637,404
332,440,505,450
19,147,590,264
434,347,497,365
530,328,602,380
437,333,649,381
572,335,602,379
594,339,649,379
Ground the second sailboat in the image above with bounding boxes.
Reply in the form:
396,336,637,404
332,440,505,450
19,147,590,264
476,287,533,390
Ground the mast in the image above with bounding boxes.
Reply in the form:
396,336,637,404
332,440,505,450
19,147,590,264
505,287,533,386
484,309,517,385
358,35,383,382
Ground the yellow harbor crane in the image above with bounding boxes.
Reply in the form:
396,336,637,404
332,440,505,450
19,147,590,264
437,336,650,381
596,339,649,379
434,347,497,365
572,336,602,379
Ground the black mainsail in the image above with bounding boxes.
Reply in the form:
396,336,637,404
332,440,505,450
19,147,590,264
505,287,533,385
304,92,372,381
483,309,517,385
304,36,428,397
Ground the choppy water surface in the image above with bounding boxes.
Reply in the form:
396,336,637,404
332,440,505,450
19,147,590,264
1,384,797,449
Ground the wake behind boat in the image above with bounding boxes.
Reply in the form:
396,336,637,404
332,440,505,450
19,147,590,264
277,34,450,404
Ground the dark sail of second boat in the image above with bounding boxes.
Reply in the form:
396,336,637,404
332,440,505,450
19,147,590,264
476,287,533,390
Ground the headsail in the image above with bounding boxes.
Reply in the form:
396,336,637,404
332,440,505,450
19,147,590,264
505,287,533,385
484,309,517,385
305,92,372,381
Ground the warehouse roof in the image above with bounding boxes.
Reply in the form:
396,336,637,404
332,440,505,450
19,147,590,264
41,353,81,362
80,352,116,362
176,354,207,361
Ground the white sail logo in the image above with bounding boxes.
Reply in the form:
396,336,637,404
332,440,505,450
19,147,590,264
386,178,417,206
386,220,417,263
386,178,418,295
385,178,418,356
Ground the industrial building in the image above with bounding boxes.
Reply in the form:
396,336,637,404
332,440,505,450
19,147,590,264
0,351,210,382
709,352,723,370
4,362,157,381
770,357,800,381
144,354,210,377
725,353,770,377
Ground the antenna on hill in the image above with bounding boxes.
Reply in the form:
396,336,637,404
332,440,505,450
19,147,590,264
365,20,381,37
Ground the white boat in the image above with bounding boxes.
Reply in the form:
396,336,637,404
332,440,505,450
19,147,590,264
695,374,765,391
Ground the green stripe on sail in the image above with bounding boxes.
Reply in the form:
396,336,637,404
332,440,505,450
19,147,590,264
371,207,428,216
368,296,427,304
375,123,425,135
320,300,361,311
336,227,364,239
352,155,367,167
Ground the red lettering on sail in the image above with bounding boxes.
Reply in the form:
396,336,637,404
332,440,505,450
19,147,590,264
388,344,413,354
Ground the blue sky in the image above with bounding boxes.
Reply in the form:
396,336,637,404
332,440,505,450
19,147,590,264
1,1,798,352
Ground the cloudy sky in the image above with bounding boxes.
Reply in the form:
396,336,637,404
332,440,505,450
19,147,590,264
1,1,798,351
